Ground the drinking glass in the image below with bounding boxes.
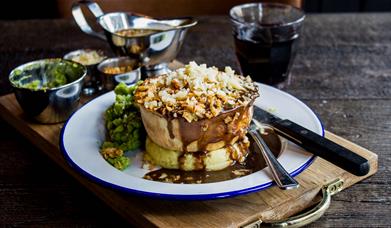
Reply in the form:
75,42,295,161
230,3,305,88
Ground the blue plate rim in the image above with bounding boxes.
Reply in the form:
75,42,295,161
59,84,324,201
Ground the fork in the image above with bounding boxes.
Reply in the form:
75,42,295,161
248,119,299,190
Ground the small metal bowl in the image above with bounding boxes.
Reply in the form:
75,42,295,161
9,58,87,124
97,57,141,91
63,49,106,95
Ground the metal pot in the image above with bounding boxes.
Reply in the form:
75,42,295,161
72,0,197,77
97,57,141,91
9,58,87,124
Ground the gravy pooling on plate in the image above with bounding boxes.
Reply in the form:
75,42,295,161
144,128,284,184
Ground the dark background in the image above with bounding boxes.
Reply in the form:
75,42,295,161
0,0,390,20
305,0,391,12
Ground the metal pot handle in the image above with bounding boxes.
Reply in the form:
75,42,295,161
241,179,344,228
72,0,106,40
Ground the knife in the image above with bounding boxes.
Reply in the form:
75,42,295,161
253,106,370,176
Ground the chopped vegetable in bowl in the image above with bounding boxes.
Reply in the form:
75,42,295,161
9,59,85,91
69,50,106,66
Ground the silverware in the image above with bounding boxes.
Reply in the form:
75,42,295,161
249,119,300,190
9,58,87,123
72,0,197,77
253,106,370,176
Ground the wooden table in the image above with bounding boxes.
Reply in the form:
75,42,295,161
0,14,390,227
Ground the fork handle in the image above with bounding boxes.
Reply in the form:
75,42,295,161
249,129,300,190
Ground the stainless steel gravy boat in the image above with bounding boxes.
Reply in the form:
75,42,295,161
72,0,197,77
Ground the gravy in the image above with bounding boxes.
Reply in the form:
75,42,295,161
115,28,161,37
144,128,283,184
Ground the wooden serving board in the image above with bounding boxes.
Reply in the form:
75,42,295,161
0,90,377,227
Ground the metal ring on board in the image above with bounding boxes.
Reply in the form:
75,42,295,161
241,179,344,228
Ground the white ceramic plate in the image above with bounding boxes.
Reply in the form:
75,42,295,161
60,83,324,200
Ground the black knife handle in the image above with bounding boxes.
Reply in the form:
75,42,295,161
272,119,370,176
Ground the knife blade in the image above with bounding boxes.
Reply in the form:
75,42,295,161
253,106,370,176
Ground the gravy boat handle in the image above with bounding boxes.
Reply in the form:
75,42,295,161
72,0,106,40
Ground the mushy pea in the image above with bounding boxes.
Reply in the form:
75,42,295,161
100,81,145,170
10,59,85,90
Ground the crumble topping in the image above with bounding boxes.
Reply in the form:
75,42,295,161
135,62,259,122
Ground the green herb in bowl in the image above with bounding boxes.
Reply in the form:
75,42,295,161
8,58,87,123
10,59,85,91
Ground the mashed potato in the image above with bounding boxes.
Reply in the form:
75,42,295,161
144,136,249,171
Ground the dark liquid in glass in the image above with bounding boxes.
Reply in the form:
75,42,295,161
235,37,298,86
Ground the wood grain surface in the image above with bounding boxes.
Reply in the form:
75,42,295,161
0,93,378,227
0,14,390,227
